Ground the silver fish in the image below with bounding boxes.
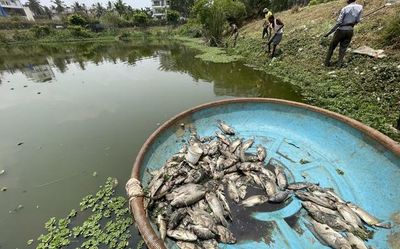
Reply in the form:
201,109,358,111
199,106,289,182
167,229,197,241
264,180,278,197
241,195,268,207
309,219,352,249
257,145,267,161
208,140,220,155
345,232,368,249
218,120,235,135
238,185,247,199
201,239,219,249
216,225,236,244
189,209,218,232
274,165,288,190
190,224,215,240
216,187,232,220
302,201,339,216
295,191,335,209
346,203,391,228
216,132,230,145
336,203,363,229
157,214,167,240
268,190,291,203
167,183,206,207
229,139,242,153
287,182,319,190
168,208,187,230
205,192,229,227
307,208,353,232
176,242,202,249
227,180,240,203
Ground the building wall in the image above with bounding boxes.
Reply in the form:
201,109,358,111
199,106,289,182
0,0,34,20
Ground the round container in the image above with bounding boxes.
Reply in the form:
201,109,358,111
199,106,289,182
185,143,203,165
129,98,400,249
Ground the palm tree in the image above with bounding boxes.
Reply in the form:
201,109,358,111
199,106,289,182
72,1,83,13
92,3,105,18
51,0,66,14
114,0,127,16
43,6,53,19
26,0,44,16
107,1,113,11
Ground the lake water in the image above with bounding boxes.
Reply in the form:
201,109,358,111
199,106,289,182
0,40,301,248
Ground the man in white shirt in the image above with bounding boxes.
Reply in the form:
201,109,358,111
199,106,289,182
324,0,363,67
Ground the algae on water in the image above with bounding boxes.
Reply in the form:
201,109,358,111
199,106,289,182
31,177,137,249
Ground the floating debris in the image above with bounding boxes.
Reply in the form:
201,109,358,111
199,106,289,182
1,187,7,192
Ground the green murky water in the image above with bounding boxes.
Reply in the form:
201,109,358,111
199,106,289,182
0,40,301,248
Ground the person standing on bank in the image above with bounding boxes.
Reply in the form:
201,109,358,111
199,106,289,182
267,15,284,58
262,8,273,40
324,0,363,67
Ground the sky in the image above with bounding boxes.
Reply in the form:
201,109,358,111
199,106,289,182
20,0,152,9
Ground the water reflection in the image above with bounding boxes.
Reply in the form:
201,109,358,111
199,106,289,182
0,41,300,99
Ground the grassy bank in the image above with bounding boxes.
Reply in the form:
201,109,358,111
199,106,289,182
0,26,173,45
227,0,400,142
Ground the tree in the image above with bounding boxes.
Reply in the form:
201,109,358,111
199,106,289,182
72,1,84,13
26,0,44,16
170,0,195,17
51,0,66,14
114,0,127,16
91,3,105,18
107,1,113,11
166,9,180,24
43,6,53,19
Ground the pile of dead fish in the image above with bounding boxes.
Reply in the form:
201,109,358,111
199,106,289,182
144,121,391,249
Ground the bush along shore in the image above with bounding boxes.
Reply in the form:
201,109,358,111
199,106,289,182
224,0,400,142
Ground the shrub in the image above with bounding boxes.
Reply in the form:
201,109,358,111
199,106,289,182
132,12,149,27
192,0,246,46
0,32,9,43
68,14,88,27
117,31,131,41
12,30,33,41
382,13,400,48
68,26,93,38
31,25,52,38
166,9,180,24
178,19,203,37
100,12,130,28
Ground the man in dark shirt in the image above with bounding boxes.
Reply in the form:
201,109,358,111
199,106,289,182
324,0,363,67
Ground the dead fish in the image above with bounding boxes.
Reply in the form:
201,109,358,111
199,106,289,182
238,185,247,199
345,232,368,249
216,225,236,244
287,182,319,190
307,208,353,232
157,214,167,240
216,187,232,219
268,190,291,203
241,195,268,207
308,219,352,249
227,180,240,203
176,242,202,249
229,139,242,153
148,177,164,198
336,203,363,229
347,203,391,228
167,184,206,207
244,171,263,188
216,132,230,145
167,229,197,241
190,224,215,240
168,208,187,230
218,120,235,135
257,145,267,161
205,192,229,227
295,191,335,209
264,180,278,197
239,139,254,162
274,165,288,189
189,209,218,232
208,140,220,155
201,239,219,249
302,201,339,216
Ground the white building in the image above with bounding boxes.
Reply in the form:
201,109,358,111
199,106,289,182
151,0,170,19
0,0,34,21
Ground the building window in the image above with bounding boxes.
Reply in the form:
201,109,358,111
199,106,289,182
153,1,160,6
